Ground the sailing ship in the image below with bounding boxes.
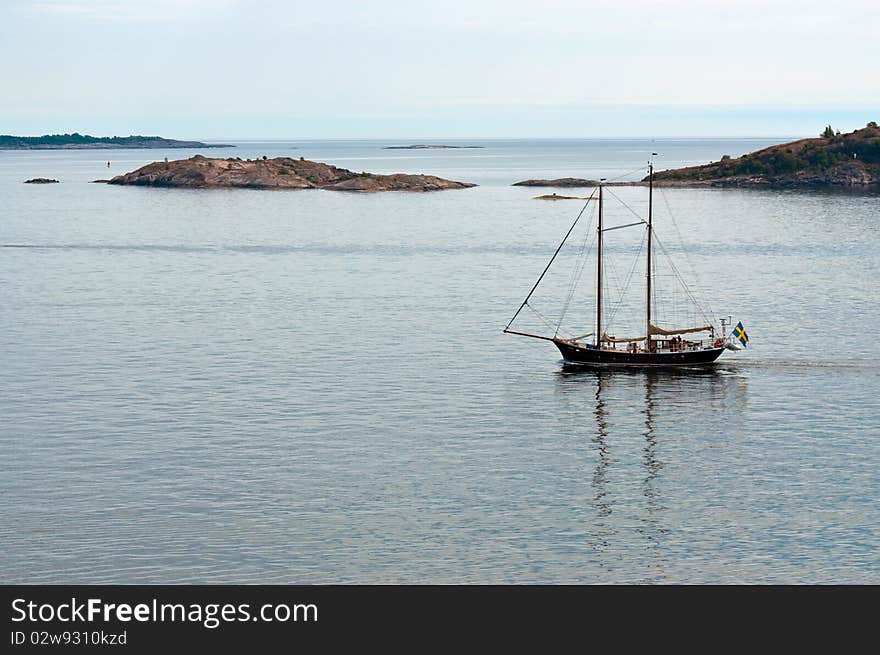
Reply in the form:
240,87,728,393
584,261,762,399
504,161,748,367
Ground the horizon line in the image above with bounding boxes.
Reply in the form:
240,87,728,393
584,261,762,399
186,134,808,142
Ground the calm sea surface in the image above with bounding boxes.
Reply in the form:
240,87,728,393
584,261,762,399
2,138,878,583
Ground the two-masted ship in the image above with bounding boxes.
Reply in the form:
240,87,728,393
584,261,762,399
505,162,748,367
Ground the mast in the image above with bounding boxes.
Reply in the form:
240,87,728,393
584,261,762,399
645,162,653,351
596,181,603,347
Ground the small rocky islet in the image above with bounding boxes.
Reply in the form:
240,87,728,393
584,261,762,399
24,178,59,184
514,178,601,188
108,155,476,192
533,193,592,200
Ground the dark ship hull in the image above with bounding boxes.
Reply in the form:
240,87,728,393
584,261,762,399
554,340,724,368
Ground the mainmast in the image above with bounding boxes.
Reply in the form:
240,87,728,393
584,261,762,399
646,162,653,351
596,181,603,347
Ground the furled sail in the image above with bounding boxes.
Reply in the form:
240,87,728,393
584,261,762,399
648,323,712,336
601,332,646,343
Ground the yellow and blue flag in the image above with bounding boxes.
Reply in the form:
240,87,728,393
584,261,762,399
732,321,749,348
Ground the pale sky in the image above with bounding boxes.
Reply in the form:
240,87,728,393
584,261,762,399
2,0,878,138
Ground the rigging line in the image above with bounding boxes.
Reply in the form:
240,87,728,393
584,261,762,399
652,244,663,325
605,227,647,329
603,244,623,318
604,248,624,320
604,233,637,305
505,188,597,330
654,242,679,331
651,232,715,326
557,200,598,334
602,244,637,334
527,303,562,332
652,233,701,317
654,235,712,323
604,166,649,183
602,186,648,223
558,214,597,317
557,237,596,335
616,269,643,334
657,187,717,321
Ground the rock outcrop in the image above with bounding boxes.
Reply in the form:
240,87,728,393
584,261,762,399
108,155,476,192
24,178,59,184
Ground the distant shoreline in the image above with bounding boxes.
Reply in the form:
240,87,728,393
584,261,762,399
383,144,484,150
0,133,234,150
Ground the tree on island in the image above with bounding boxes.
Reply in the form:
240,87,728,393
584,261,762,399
821,125,835,138
868,121,879,129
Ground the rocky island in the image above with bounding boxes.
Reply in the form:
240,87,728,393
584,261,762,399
513,178,600,187
383,144,484,149
24,178,59,184
108,155,476,192
533,193,591,200
0,133,233,150
648,123,880,188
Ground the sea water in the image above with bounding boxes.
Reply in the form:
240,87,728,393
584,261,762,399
1,138,878,583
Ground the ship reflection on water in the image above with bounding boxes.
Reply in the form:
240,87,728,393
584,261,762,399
554,364,749,577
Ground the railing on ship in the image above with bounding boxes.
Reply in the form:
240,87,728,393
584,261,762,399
598,337,722,352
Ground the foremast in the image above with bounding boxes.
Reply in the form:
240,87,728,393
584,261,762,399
645,162,654,352
596,181,603,347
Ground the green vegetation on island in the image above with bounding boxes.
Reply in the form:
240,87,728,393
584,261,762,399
649,123,880,188
0,133,233,150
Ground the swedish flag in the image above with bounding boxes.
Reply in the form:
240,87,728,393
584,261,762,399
732,321,749,348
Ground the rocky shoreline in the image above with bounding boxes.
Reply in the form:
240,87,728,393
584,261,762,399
108,155,476,192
